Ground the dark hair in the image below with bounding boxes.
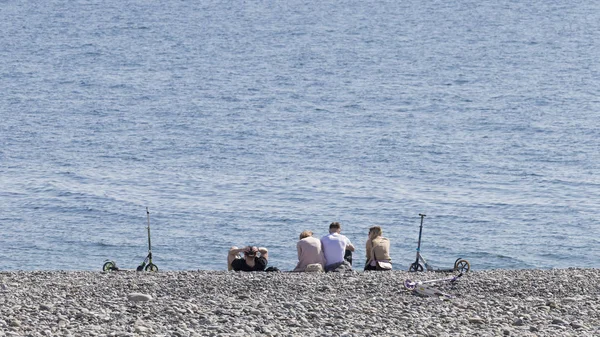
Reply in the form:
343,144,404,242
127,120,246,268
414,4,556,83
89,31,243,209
245,246,257,257
329,222,341,230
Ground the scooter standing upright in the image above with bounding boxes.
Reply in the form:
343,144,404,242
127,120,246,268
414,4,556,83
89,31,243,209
408,213,470,273
102,207,159,272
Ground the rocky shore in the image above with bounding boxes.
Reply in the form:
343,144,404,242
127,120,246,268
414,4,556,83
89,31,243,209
1,268,598,336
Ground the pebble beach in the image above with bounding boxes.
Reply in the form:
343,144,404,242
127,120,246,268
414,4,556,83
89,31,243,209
1,269,599,336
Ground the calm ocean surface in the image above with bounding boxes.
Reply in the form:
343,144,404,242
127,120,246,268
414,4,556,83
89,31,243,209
1,0,599,272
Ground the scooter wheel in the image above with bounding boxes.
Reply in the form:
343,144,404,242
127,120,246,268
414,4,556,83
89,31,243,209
145,263,158,272
102,261,116,272
404,279,416,290
454,259,470,273
409,262,424,272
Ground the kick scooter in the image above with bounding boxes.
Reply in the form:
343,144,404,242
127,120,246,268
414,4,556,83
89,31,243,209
103,207,159,272
408,214,470,273
404,273,463,299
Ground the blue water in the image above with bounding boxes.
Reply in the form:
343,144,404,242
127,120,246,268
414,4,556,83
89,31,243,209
1,0,599,272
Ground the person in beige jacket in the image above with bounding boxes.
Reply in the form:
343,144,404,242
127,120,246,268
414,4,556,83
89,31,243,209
364,226,392,271
293,230,326,272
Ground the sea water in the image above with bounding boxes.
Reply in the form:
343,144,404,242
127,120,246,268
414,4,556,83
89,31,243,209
1,0,599,271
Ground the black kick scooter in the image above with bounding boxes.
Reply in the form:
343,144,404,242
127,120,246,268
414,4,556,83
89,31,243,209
408,213,470,273
103,207,159,272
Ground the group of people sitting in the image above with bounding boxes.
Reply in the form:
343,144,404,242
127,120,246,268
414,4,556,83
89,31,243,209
227,222,392,272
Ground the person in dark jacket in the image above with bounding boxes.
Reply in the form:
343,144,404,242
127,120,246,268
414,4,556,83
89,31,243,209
227,245,269,271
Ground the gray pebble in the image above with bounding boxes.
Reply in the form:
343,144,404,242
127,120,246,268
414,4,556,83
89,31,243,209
127,293,153,302
551,318,568,325
570,322,584,329
0,269,598,336
467,317,485,324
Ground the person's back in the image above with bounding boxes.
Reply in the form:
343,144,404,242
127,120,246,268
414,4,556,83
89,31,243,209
371,237,391,261
364,226,392,271
294,231,325,272
320,222,354,272
321,232,349,265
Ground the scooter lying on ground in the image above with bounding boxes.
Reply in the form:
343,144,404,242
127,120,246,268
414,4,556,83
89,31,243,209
102,207,158,272
408,214,471,273
404,273,463,299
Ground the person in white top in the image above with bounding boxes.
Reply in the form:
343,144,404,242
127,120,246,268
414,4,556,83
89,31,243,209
320,222,355,272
